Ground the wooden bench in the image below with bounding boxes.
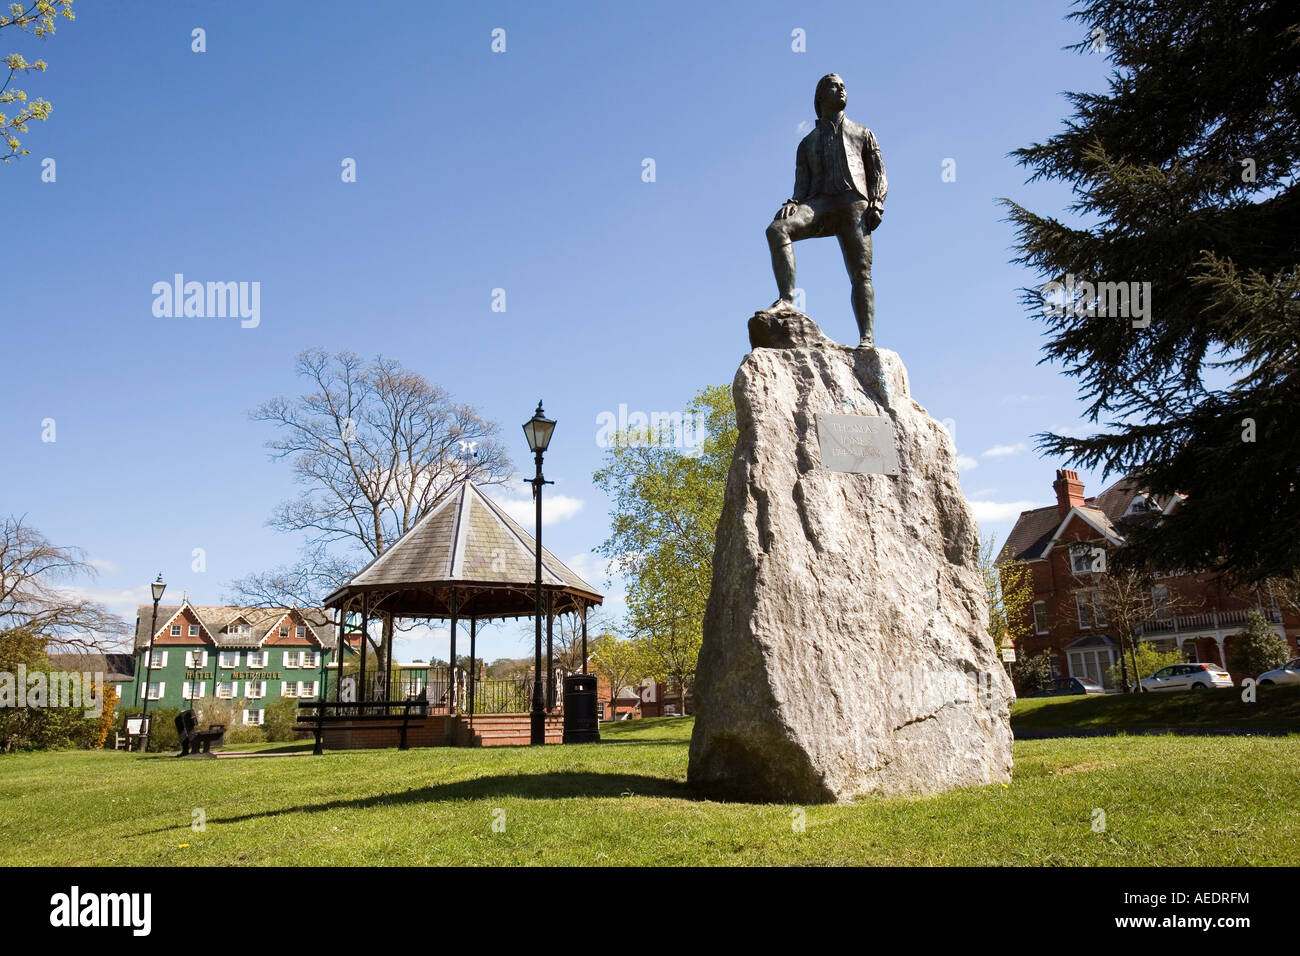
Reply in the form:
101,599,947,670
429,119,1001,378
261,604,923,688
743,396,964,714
175,709,226,757
295,699,428,754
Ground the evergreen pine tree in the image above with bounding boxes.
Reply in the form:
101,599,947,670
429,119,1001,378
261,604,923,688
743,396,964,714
1003,0,1300,584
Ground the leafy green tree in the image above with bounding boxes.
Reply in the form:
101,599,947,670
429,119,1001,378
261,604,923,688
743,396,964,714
1003,0,1300,584
587,632,645,718
985,535,1034,650
1228,610,1290,678
593,385,736,711
1,1,74,162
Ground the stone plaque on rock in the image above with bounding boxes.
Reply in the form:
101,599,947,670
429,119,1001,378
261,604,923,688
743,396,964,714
816,413,899,475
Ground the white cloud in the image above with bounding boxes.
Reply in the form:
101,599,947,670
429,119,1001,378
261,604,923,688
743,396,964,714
87,558,118,574
50,584,152,645
981,442,1028,458
956,455,978,470
487,489,584,527
563,551,615,587
968,500,1045,523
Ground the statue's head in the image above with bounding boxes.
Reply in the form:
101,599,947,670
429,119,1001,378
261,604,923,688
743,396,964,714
814,73,848,119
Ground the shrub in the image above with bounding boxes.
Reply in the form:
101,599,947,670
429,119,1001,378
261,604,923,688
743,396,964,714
1011,651,1053,696
143,707,181,753
1112,643,1185,688
196,699,266,746
0,630,113,752
94,681,117,749
1228,611,1290,677
261,696,301,742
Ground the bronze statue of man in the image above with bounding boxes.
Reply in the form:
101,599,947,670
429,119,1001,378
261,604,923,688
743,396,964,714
766,73,888,347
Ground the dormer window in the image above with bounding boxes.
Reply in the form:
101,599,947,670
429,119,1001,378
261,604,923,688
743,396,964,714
1126,494,1157,516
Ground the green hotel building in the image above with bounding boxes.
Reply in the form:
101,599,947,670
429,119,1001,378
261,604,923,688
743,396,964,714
125,601,341,725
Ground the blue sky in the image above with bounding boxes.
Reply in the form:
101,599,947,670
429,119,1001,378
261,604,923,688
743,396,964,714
3,0,1119,662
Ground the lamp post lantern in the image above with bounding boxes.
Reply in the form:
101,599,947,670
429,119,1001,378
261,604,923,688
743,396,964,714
139,574,166,731
522,401,555,746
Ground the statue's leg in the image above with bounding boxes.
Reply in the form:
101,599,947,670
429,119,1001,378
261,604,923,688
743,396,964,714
765,203,817,308
838,210,875,346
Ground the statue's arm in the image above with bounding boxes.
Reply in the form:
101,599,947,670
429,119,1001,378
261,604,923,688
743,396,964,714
865,130,887,216
791,139,811,204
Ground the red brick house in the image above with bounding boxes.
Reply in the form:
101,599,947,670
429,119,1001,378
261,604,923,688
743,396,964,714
997,470,1299,688
593,675,693,720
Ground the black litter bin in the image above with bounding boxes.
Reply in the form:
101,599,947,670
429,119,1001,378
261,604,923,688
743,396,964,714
562,674,600,743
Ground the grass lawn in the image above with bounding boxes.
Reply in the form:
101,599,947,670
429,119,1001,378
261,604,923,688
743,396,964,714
1012,683,1300,731
2,717,1297,866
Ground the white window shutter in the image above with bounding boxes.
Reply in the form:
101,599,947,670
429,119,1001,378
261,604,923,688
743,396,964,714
157,682,165,698
280,681,286,696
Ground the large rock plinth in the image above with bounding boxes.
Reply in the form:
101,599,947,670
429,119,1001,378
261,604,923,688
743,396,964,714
687,311,1014,803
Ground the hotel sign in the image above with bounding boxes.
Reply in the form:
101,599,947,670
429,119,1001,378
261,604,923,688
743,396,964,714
189,670,282,680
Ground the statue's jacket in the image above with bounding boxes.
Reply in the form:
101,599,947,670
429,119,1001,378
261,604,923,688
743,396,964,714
792,118,888,215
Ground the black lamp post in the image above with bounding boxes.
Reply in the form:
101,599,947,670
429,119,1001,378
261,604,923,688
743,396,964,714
522,401,555,746
139,574,166,730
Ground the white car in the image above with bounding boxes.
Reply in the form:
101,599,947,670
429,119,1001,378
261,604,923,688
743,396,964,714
1257,658,1300,686
1140,662,1234,692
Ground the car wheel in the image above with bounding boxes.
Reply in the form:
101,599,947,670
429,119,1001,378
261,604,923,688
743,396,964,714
1190,682,1205,691
1259,680,1274,687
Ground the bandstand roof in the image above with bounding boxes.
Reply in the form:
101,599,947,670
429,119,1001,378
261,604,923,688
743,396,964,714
322,479,603,620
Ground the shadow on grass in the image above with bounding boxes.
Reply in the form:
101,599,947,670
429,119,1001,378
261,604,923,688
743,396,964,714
132,771,709,834
1012,684,1300,732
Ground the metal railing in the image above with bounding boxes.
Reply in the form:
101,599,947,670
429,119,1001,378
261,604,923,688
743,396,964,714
1139,605,1282,637
469,677,536,715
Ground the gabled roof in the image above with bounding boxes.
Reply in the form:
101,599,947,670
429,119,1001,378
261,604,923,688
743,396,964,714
324,479,603,619
134,605,338,652
997,474,1176,564
150,601,217,645
260,608,326,646
1038,506,1124,558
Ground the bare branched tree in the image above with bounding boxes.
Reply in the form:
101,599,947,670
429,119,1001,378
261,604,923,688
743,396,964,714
229,348,514,609
1067,549,1198,692
0,516,128,651
229,349,514,674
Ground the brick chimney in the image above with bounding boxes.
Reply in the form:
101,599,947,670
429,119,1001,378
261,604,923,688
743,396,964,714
1052,469,1085,520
